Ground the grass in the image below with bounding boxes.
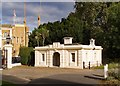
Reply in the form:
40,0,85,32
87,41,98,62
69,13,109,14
93,62,119,69
0,81,16,86
93,65,104,69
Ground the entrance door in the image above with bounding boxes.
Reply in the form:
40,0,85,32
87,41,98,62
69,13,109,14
53,52,60,67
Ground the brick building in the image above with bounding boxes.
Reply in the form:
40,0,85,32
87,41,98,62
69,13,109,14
0,24,29,57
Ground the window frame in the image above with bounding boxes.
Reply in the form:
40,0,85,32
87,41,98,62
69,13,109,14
71,53,75,62
42,54,45,62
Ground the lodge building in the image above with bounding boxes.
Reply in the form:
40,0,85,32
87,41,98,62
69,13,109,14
35,37,103,69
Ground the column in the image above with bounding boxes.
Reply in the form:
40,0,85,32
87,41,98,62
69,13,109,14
3,44,13,69
99,50,102,65
49,51,53,67
35,50,39,67
10,29,12,39
60,50,64,67
78,50,83,69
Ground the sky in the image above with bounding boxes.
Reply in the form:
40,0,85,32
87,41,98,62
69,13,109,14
1,1,75,32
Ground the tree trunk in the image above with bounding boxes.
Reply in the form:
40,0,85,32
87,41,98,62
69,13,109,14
42,37,45,46
37,39,39,46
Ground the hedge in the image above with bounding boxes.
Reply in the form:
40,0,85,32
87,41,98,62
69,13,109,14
19,47,34,65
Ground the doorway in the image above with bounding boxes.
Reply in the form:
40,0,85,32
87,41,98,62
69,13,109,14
53,52,60,67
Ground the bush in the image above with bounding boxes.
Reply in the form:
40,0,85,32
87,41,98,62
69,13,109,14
108,68,120,81
93,65,104,69
19,47,34,65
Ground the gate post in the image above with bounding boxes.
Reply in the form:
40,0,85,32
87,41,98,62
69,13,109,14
3,44,13,69
0,49,2,70
104,64,108,79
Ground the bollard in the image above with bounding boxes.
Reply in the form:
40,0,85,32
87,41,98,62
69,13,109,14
104,64,108,79
83,62,85,69
89,61,90,69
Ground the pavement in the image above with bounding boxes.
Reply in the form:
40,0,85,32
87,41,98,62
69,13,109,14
1,66,105,85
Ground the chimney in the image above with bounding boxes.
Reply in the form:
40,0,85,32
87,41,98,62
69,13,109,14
64,37,73,44
90,38,95,46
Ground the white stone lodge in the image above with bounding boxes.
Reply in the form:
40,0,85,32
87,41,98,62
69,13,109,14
35,37,103,69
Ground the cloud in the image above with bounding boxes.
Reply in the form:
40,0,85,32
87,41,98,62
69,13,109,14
1,0,75,2
2,2,75,31
0,2,2,21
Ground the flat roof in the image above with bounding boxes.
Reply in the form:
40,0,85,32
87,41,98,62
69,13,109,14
63,37,73,39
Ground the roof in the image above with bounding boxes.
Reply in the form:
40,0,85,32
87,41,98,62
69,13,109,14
0,24,13,28
35,43,103,51
63,37,73,39
64,43,80,45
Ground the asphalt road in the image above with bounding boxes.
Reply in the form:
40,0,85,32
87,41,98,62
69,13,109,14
1,66,105,86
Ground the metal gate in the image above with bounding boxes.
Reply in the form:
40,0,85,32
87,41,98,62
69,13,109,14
2,49,8,68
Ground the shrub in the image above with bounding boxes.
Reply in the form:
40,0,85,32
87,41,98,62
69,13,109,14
19,47,34,65
93,65,104,69
108,68,120,81
108,63,119,69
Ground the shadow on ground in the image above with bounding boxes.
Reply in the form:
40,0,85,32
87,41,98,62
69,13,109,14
92,74,104,78
25,78,97,86
84,74,105,81
2,75,29,84
2,71,104,86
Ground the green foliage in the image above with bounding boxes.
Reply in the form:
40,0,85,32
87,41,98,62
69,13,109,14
93,63,119,69
38,27,49,46
19,47,33,65
108,70,120,81
1,81,16,86
108,63,119,69
93,65,104,69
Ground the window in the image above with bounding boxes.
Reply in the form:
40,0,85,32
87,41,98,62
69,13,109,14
17,37,19,43
71,53,75,62
21,37,23,44
42,54,45,61
4,32,7,37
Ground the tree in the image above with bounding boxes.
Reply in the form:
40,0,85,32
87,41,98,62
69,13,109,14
38,27,49,46
35,30,41,46
28,28,38,47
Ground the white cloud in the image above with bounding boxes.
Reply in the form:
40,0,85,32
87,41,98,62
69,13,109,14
1,0,75,2
2,2,74,31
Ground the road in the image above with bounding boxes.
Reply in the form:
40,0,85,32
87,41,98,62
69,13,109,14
1,66,105,85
